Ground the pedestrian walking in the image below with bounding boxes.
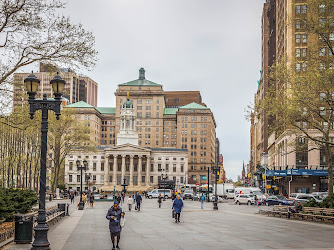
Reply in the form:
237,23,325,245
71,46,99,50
136,193,142,211
82,193,88,204
70,193,74,204
200,193,205,209
172,195,184,223
87,192,91,205
117,194,122,204
121,192,125,203
254,195,259,207
89,193,94,208
106,202,125,250
158,194,162,208
127,195,133,211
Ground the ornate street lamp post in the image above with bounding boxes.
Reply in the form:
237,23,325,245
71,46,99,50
24,72,65,249
211,162,220,210
161,172,168,201
121,178,128,194
76,159,88,210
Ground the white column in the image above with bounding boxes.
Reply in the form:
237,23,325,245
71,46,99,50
130,155,134,186
146,155,151,186
138,156,142,186
104,156,109,185
121,155,126,183
113,155,117,184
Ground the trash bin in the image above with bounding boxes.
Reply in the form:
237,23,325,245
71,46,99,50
14,214,34,244
57,203,66,217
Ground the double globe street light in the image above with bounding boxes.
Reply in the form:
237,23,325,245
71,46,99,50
76,159,88,210
24,72,66,249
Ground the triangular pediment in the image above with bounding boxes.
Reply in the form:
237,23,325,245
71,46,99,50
104,143,151,153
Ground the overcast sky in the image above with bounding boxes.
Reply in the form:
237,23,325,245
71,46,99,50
61,0,265,181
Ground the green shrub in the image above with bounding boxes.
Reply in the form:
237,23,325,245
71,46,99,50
0,188,38,221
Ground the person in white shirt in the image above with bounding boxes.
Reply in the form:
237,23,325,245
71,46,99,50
127,196,133,211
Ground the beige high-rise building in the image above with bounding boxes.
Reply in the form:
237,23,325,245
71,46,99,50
13,63,98,106
65,68,219,185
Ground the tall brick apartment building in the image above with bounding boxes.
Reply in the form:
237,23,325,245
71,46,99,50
65,68,219,184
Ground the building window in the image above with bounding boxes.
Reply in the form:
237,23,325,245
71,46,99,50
181,177,184,184
101,175,104,183
296,34,301,43
109,175,113,182
166,164,169,171
77,175,80,182
174,98,180,103
69,175,72,182
101,163,104,171
150,176,154,183
93,175,96,181
192,175,196,180
173,164,176,172
150,164,154,172
181,164,184,172
69,162,73,171
142,176,145,183
109,163,113,171
93,163,97,171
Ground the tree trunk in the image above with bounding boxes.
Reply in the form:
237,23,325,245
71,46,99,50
325,144,333,194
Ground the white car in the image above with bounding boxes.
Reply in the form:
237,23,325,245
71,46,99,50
235,194,255,205
147,189,172,199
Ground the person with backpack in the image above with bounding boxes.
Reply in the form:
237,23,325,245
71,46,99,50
200,193,205,209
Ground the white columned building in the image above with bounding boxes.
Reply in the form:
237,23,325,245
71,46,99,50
64,96,188,192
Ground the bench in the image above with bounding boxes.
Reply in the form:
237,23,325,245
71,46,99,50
266,205,293,218
263,205,334,224
32,205,66,227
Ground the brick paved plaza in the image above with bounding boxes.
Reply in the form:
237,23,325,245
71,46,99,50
4,197,334,250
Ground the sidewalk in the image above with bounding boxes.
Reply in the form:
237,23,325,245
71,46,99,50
5,198,334,250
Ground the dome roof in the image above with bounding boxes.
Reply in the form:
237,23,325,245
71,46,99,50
123,99,133,108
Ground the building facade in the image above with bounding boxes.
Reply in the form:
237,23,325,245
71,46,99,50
251,0,334,194
64,68,220,185
65,145,188,192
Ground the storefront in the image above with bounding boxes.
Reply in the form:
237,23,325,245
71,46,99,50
266,169,334,195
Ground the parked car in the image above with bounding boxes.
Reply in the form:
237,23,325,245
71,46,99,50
147,189,172,199
235,194,255,205
289,193,305,200
265,195,294,206
294,194,323,205
311,192,328,199
182,190,194,200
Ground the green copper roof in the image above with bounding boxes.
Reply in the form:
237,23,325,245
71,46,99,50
119,79,161,86
119,68,161,86
122,99,133,108
164,108,178,115
95,107,116,114
65,101,94,108
179,102,209,110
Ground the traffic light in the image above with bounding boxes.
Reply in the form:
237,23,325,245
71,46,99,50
262,174,265,179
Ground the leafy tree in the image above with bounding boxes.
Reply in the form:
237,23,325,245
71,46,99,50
48,108,96,192
0,0,97,110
